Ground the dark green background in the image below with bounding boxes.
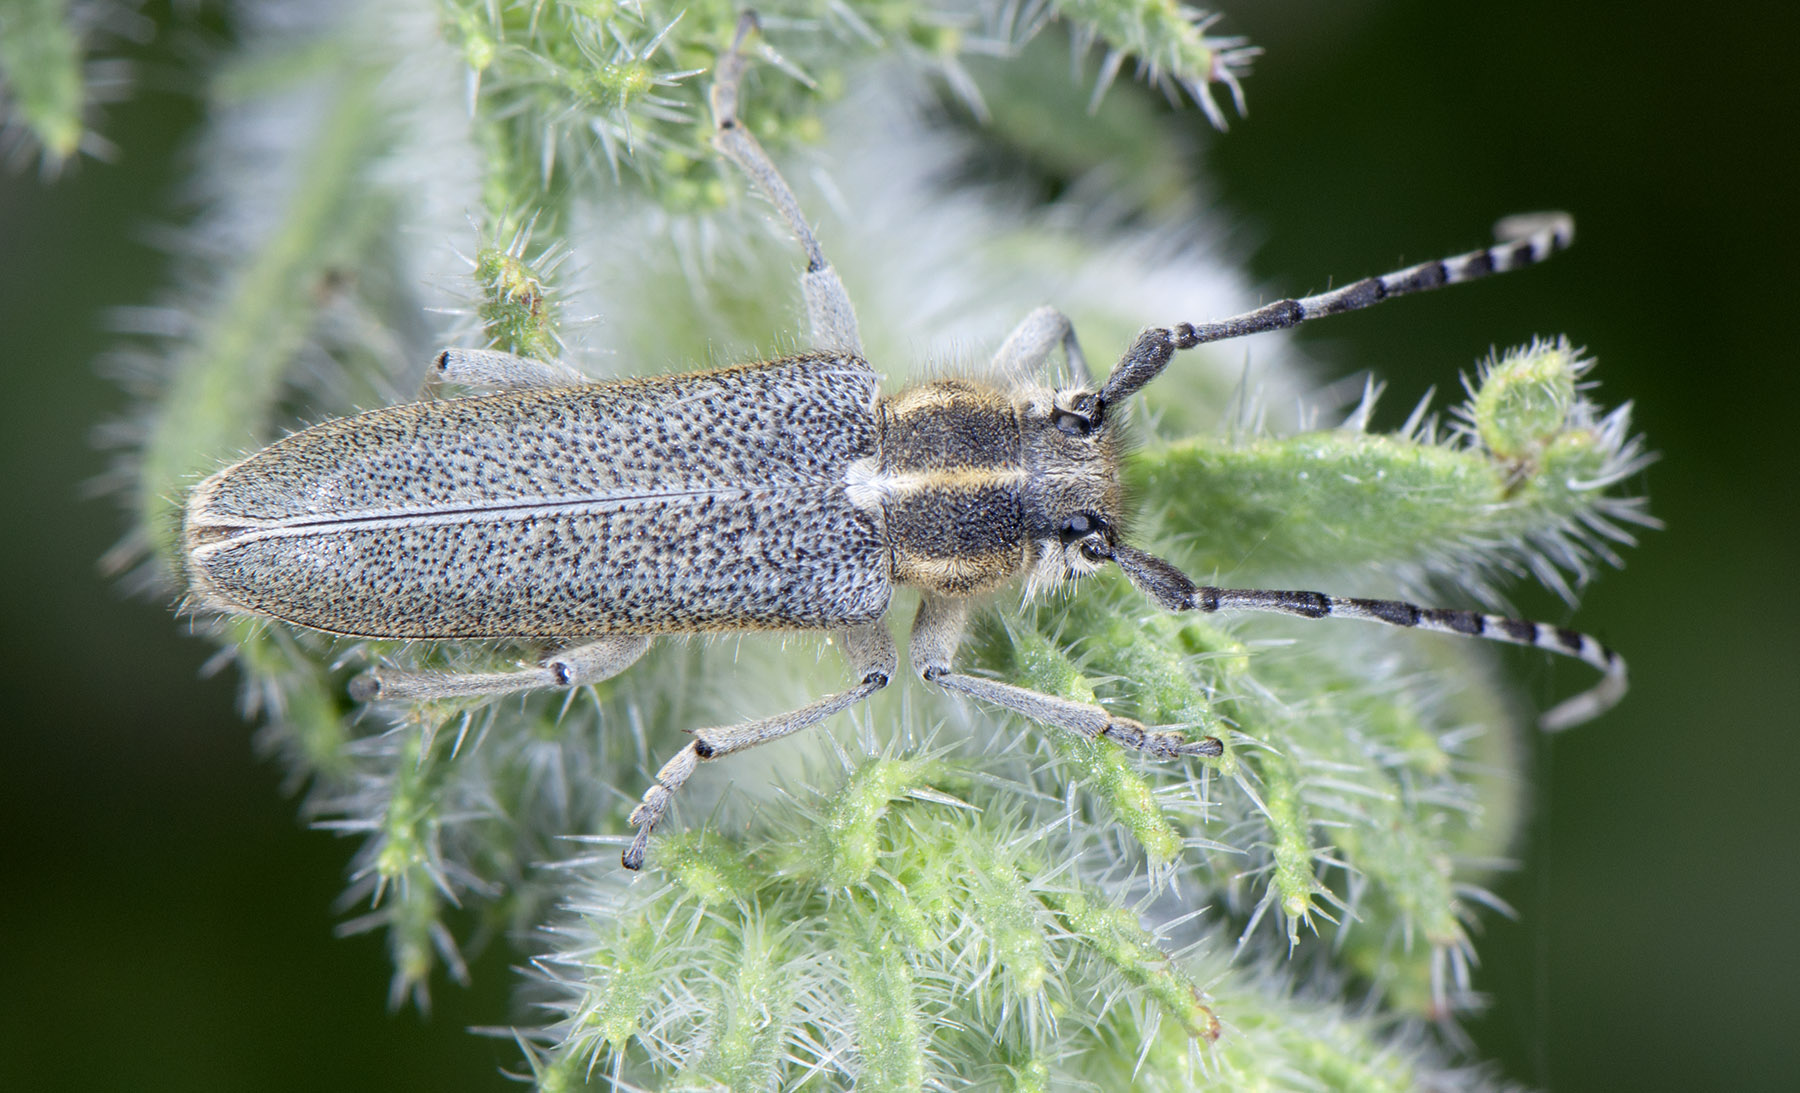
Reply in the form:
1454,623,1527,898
2,2,1791,1089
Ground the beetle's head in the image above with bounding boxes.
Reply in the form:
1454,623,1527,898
1019,384,1129,591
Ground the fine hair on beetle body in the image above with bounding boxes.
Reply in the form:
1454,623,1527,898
180,13,1626,872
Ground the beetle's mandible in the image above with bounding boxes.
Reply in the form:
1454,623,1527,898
182,15,1625,871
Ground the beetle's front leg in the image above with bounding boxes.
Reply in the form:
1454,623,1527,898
351,634,652,702
623,621,898,870
911,594,1222,760
990,306,1092,386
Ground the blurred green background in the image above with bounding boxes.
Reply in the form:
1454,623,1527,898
2,1,1791,1089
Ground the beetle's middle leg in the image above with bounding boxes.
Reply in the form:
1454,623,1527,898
910,593,1223,760
709,13,863,357
351,634,653,702
623,620,897,869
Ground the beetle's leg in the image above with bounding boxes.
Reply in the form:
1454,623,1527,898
623,620,897,870
910,593,1223,760
710,13,863,356
990,306,1092,387
420,347,587,397
350,634,652,702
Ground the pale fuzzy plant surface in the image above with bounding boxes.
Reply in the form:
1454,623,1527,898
0,0,148,172
73,0,1650,1089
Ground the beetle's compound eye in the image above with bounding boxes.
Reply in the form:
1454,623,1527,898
1053,392,1101,437
1059,512,1107,544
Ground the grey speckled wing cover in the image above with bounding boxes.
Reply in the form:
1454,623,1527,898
185,354,893,637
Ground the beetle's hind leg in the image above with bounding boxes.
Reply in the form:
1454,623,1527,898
419,347,587,398
350,634,652,702
910,594,1224,760
710,12,863,356
624,621,897,870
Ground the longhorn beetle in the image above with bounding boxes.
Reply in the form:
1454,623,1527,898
182,16,1625,871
